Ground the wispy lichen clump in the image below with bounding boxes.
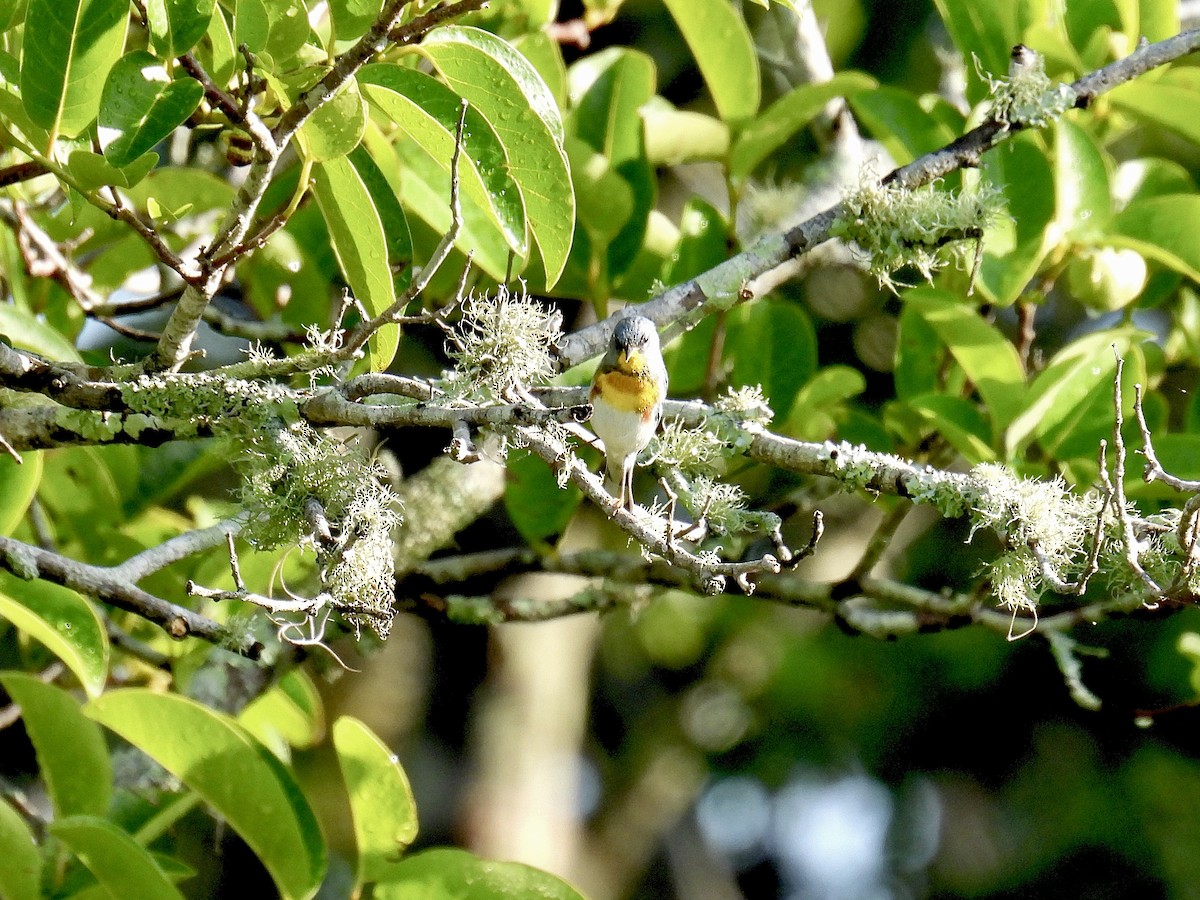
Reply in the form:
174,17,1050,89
445,285,563,399
983,46,1077,128
833,176,1001,290
969,463,1098,612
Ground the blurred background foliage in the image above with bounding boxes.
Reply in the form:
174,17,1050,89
5,0,1200,896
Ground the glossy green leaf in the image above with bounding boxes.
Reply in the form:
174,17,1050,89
974,134,1055,305
568,47,654,166
1004,327,1143,458
932,0,1017,103
1114,158,1195,208
728,301,816,423
99,51,204,167
848,85,956,167
359,63,527,257
568,138,634,244
643,105,729,166
297,79,366,162
661,197,727,395
328,0,380,44
423,26,574,285
0,798,40,900
0,674,111,816
514,31,567,109
85,689,327,900
1054,119,1111,239
908,394,996,462
348,145,413,294
1110,75,1200,151
906,289,1026,432
0,576,109,698
375,848,586,900
1139,0,1180,41
311,155,398,372
662,0,759,123
197,4,236,84
239,668,325,757
1064,0,1125,64
70,148,159,190
333,716,418,887
235,0,309,65
784,365,867,441
0,451,41,536
732,72,875,177
20,0,128,138
505,449,581,543
1111,195,1200,283
53,816,184,900
145,0,215,57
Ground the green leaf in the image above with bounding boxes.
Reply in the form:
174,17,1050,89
906,289,1026,432
661,197,727,395
197,4,236,84
974,133,1055,305
783,365,867,441
238,668,325,757
505,449,581,543
907,394,997,463
0,451,41,536
375,848,586,900
297,78,366,162
1139,0,1180,41
70,148,159,190
1004,327,1143,458
423,26,574,285
932,0,1017,103
145,0,215,57
1111,194,1200,283
568,138,634,244
348,145,413,294
0,798,40,900
311,155,398,372
731,72,875,178
568,47,654,166
20,0,129,138
85,689,327,900
513,31,567,110
662,0,759,123
1109,76,1200,149
333,716,418,888
235,0,309,65
328,0,380,44
98,51,204,167
1054,118,1111,239
0,576,109,698
727,301,816,423
848,85,956,167
0,673,112,817
53,816,184,900
358,63,527,258
642,105,729,166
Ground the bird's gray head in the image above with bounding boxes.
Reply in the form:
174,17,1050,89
613,315,659,352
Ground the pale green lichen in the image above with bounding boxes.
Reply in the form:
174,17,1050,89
981,49,1077,129
832,176,1001,291
444,286,563,400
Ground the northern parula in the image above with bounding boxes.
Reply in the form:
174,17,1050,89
589,315,668,511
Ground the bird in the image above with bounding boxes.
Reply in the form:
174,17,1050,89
588,315,668,512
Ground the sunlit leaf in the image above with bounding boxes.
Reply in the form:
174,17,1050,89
423,26,573,285
1054,118,1111,239
906,289,1026,431
297,79,367,162
239,668,325,757
145,0,215,58
328,0,380,44
848,84,955,167
359,63,527,258
99,51,204,167
0,451,41,536
86,690,327,900
20,0,128,138
333,716,418,887
932,0,1017,103
0,674,112,816
375,848,586,899
733,72,875,177
728,301,816,423
662,0,759,123
0,798,40,900
311,155,398,372
0,576,109,698
53,816,184,900
1111,194,1200,283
